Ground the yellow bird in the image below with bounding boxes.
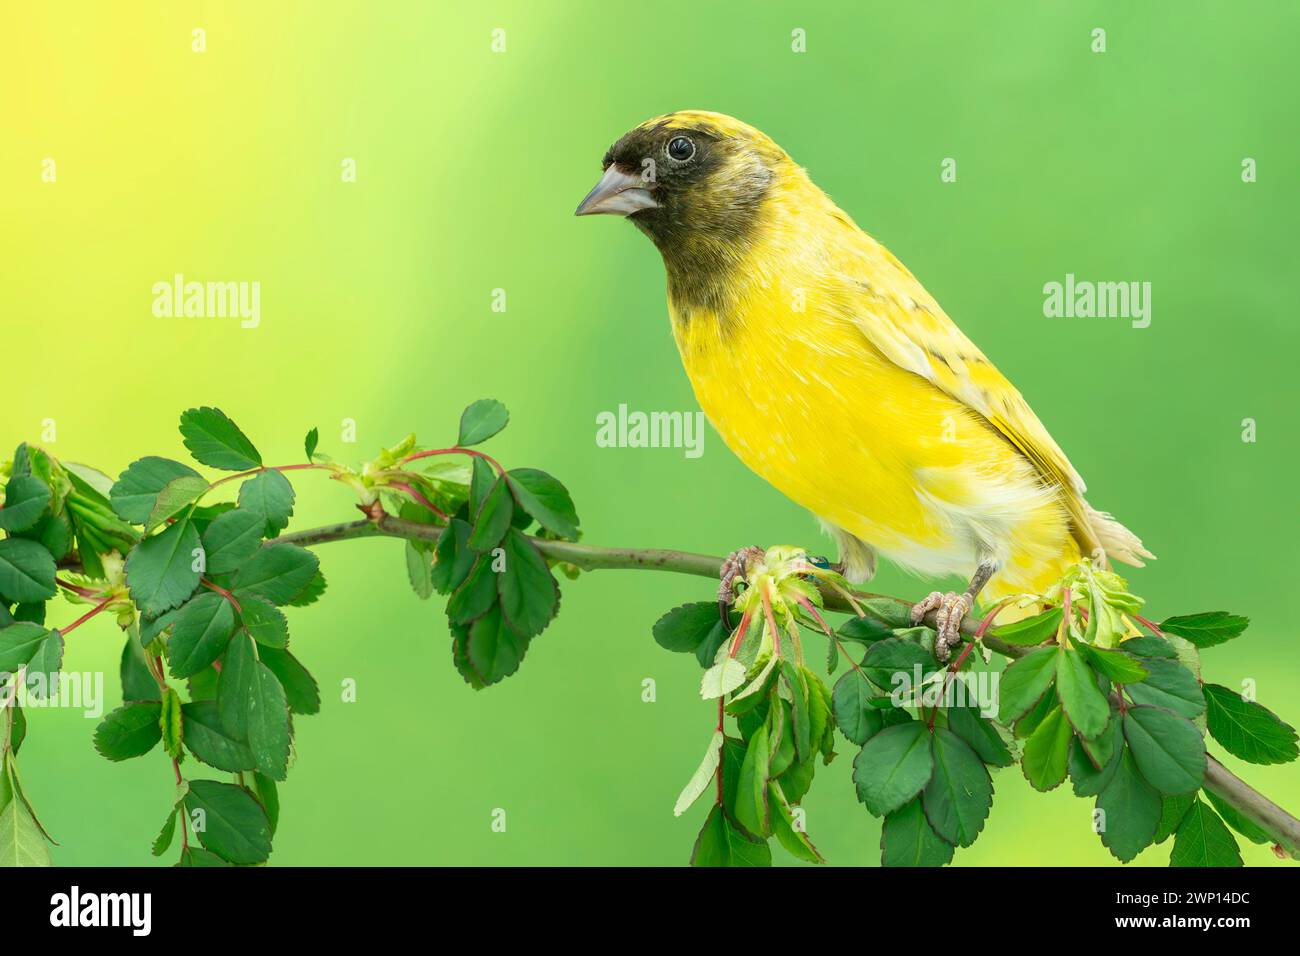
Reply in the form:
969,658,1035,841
576,111,1152,656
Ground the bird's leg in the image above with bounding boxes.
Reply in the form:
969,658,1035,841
718,545,766,624
911,558,999,662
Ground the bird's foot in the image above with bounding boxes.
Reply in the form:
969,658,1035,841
911,591,972,662
718,546,766,604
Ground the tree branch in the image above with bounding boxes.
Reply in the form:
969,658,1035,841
275,514,1300,860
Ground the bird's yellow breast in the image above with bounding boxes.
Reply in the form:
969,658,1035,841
668,186,1076,597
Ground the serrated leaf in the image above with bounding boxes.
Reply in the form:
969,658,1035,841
0,623,51,672
304,428,319,460
237,470,295,537
0,794,51,866
1159,612,1249,649
674,729,723,817
997,646,1057,723
199,507,264,574
183,779,272,864
257,646,320,715
497,529,558,638
1170,798,1243,866
946,701,1014,767
853,722,933,817
1069,726,1123,797
94,701,163,761
160,687,183,759
1078,644,1149,684
770,781,824,863
701,658,747,700
989,607,1062,646
181,700,255,771
1126,658,1205,719
1056,646,1109,738
120,636,158,701
505,468,579,539
144,475,209,533
167,592,236,678
248,662,291,780
217,630,257,739
430,519,473,595
0,475,51,533
240,595,288,648
405,539,435,599
1021,704,1072,791
1203,789,1273,845
0,539,57,604
465,604,527,685
734,721,773,837
151,808,178,857
231,543,318,606
1096,745,1161,862
110,457,202,524
832,668,884,746
1123,706,1206,795
689,804,771,867
881,795,955,867
1154,792,1196,844
125,520,202,617
653,602,719,654
860,637,937,691
1203,683,1299,765
922,728,993,847
457,399,510,447
179,407,262,471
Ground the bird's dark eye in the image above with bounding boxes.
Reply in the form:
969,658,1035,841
667,136,695,161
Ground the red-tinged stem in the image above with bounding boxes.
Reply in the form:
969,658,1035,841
714,698,725,805
401,447,506,475
202,578,242,614
56,578,99,598
761,585,782,657
1057,588,1073,645
208,462,328,491
1131,612,1163,637
385,481,449,521
59,597,114,636
795,594,869,679
974,598,1015,640
727,608,753,658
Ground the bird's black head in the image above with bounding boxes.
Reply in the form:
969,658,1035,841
575,111,785,259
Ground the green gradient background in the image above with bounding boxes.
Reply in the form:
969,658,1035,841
3,1,1297,866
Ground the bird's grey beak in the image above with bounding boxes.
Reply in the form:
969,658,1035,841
574,165,659,217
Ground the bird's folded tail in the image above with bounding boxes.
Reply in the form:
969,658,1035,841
1084,503,1155,568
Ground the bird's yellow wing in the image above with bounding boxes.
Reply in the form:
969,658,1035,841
822,233,1100,553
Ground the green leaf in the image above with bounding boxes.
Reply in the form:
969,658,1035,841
285,568,327,607
125,520,202,617
497,529,558,638
1096,745,1162,862
946,702,1013,767
144,475,209,533
689,804,771,867
152,808,179,857
0,793,51,866
1159,612,1249,649
458,399,510,447
505,468,579,539
653,602,718,654
304,428,319,460
248,662,291,780
430,519,473,595
1056,647,1109,738
0,623,50,672
1121,636,1177,659
1154,793,1196,844
110,457,202,524
1122,706,1206,795
199,507,265,574
183,778,273,865
1069,726,1123,797
217,630,257,738
781,661,812,759
179,407,262,471
175,847,231,867
1203,683,1298,765
1021,704,1072,792
989,607,1062,646
94,701,163,761
120,637,159,701
167,592,236,678
922,728,993,847
880,796,955,867
257,646,320,715
674,730,723,817
0,475,51,533
1078,644,1149,684
252,772,280,836
240,595,288,649
181,700,255,771
860,637,936,690
231,543,319,606
468,476,514,552
997,646,1057,723
1170,799,1243,866
1125,658,1205,719
769,781,824,863
837,615,893,645
832,668,884,746
853,722,933,817
465,604,527,685
160,687,183,759
445,554,497,625
733,721,773,837
1203,789,1273,845
405,540,434,599
701,657,747,699
0,538,57,603
237,470,295,537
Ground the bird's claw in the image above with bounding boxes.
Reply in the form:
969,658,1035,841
719,545,766,604
911,590,972,662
